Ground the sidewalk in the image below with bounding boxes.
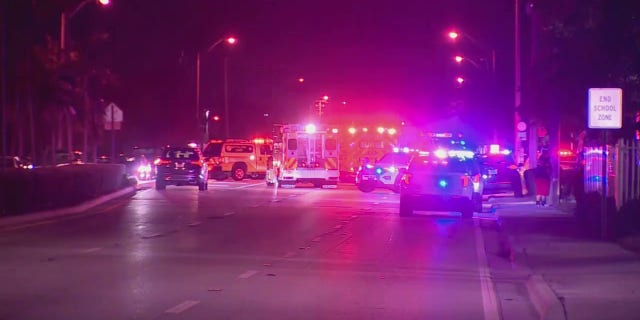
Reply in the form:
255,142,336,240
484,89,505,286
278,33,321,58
489,196,640,320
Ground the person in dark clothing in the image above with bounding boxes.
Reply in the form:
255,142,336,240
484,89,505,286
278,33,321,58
534,152,552,206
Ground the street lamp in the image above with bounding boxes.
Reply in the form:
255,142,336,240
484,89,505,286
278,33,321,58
446,30,496,77
195,36,236,141
456,77,465,85
61,0,110,50
454,55,464,63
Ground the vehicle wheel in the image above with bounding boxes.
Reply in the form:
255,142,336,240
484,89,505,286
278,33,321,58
461,202,474,219
213,174,227,181
231,165,246,181
266,181,275,186
512,173,523,197
472,192,483,213
399,197,413,217
357,183,375,193
156,181,166,190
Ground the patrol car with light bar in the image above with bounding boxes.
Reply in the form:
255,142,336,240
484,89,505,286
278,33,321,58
399,148,483,218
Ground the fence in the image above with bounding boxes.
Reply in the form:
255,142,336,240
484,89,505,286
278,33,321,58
614,139,640,210
583,139,640,210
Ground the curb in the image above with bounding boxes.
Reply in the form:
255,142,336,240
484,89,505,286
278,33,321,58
525,274,565,320
0,186,137,228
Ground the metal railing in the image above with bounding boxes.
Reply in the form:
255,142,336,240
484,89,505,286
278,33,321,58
584,139,640,210
614,139,640,210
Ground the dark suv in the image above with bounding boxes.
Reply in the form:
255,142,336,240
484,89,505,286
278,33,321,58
477,153,523,197
155,145,209,190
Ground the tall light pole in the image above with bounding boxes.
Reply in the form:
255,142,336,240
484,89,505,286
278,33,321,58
195,36,236,141
514,0,524,165
61,0,110,50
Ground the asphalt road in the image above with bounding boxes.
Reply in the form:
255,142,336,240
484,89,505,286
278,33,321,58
0,180,507,320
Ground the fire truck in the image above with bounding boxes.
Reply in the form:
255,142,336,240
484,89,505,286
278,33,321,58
336,124,401,182
266,123,340,188
203,138,273,181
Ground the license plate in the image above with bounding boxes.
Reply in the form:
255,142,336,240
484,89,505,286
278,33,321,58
362,175,375,181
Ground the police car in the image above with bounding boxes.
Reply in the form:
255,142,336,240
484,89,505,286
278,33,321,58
399,149,483,218
356,150,414,193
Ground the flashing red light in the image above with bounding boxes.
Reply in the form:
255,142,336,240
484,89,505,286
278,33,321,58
559,149,574,157
298,77,305,83
253,138,265,144
456,77,465,84
454,55,463,63
322,95,329,101
448,31,459,40
348,127,357,134
213,115,220,121
226,37,237,45
98,0,110,5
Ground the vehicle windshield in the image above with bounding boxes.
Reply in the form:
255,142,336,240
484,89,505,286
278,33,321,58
377,152,412,165
162,148,199,160
478,154,515,167
409,156,477,174
203,142,223,157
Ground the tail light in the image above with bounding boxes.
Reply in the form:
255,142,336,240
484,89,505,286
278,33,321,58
154,159,170,166
461,176,470,188
401,173,412,185
472,174,481,183
191,160,203,166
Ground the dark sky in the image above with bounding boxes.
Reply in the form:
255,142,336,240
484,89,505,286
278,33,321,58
18,0,517,145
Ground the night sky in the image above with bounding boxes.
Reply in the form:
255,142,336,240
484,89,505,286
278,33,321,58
12,0,517,146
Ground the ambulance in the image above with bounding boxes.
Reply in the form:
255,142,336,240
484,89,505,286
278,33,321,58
266,123,340,188
203,138,273,181
337,125,400,182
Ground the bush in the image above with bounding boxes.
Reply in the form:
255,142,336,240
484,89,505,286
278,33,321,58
0,164,128,216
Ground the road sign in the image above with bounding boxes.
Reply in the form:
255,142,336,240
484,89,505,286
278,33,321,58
588,88,622,129
104,102,123,131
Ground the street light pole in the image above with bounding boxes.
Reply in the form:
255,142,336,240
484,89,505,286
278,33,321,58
515,0,523,164
195,36,236,141
223,56,229,138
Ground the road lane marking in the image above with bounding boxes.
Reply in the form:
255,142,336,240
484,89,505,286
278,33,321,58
165,300,200,314
1,201,126,231
283,252,296,258
474,220,501,320
232,182,265,189
80,247,102,254
224,211,236,216
237,270,259,279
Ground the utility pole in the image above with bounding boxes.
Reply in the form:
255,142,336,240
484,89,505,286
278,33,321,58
514,0,523,164
1,0,7,170
224,56,230,138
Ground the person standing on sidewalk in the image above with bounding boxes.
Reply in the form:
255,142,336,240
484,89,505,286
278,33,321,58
534,151,552,206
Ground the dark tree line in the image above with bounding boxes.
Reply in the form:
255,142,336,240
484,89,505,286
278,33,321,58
1,0,118,165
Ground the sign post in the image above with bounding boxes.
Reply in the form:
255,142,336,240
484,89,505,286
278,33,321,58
104,102,123,163
588,88,622,239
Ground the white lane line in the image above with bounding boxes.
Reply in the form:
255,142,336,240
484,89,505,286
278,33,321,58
81,247,102,254
165,300,200,314
283,251,296,258
237,270,259,279
233,182,265,189
224,211,236,216
474,220,501,320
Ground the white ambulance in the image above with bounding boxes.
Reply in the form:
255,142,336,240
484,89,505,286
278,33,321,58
266,123,339,188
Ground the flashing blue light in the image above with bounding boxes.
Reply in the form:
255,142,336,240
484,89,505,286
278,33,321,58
461,140,466,145
375,168,383,175
438,179,448,188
